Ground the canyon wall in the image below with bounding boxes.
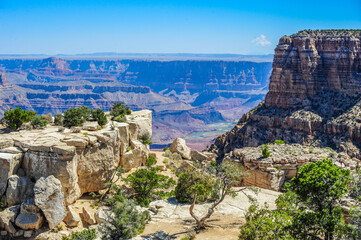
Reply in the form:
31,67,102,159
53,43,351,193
210,30,361,188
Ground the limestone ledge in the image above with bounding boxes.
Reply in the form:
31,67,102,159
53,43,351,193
224,143,359,191
0,110,152,205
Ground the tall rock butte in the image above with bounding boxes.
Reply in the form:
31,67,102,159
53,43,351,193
211,30,361,159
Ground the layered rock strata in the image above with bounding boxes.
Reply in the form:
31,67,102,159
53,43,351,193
210,30,361,189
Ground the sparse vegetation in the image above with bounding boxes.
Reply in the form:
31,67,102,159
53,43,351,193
122,166,175,207
274,139,285,144
91,108,107,126
139,132,152,145
109,102,131,120
145,155,157,168
0,107,36,130
62,229,96,240
54,113,64,126
31,115,47,129
261,144,271,158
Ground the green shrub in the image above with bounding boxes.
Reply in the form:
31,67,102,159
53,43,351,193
126,146,131,152
100,197,150,240
123,167,175,207
139,132,152,145
77,105,92,121
109,102,131,120
31,115,47,129
113,115,127,123
62,229,96,240
145,156,157,168
261,144,271,158
163,146,168,151
63,107,87,128
54,113,64,126
175,167,217,204
0,107,36,130
274,140,285,144
91,108,107,126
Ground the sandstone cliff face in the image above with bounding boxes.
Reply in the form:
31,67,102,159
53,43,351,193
210,30,361,189
265,30,361,109
0,110,152,205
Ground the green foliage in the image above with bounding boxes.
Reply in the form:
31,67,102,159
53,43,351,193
91,108,107,126
54,113,64,126
100,197,150,240
31,115,47,129
123,167,175,207
113,115,127,123
145,156,157,168
62,229,96,240
63,107,89,127
261,144,271,158
175,167,217,204
109,102,131,120
274,139,285,144
239,158,353,240
0,196,5,211
163,146,168,151
139,132,152,145
126,146,131,152
0,107,36,130
239,200,294,240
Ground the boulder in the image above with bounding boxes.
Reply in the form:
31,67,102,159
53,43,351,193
113,122,130,154
34,176,66,229
94,208,113,224
191,150,208,162
81,207,96,225
82,121,99,131
5,175,34,206
15,199,44,230
0,205,19,233
169,138,191,160
127,110,152,141
24,230,33,238
63,206,80,227
0,152,23,195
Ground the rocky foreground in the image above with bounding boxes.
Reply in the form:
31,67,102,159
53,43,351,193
0,110,152,238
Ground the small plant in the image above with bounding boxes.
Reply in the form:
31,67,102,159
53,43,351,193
31,115,47,129
110,124,115,131
41,113,53,123
145,156,157,168
109,102,131,120
54,113,64,126
91,108,107,126
83,132,88,136
274,139,285,144
262,144,271,158
309,146,314,153
0,107,36,130
139,132,152,145
113,115,127,123
126,146,131,152
122,167,175,207
98,126,102,130
62,229,96,240
163,146,169,151
0,196,5,211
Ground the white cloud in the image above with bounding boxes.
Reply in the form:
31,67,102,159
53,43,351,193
252,34,271,46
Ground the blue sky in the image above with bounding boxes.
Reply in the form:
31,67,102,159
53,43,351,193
0,0,360,55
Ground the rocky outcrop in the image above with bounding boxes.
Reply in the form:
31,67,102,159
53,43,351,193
169,138,191,160
63,206,80,227
223,144,358,191
34,176,66,229
211,30,361,159
210,30,361,190
0,110,152,235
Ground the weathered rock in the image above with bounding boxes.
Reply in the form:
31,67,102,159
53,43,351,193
82,121,99,131
0,152,23,195
190,150,208,162
0,205,19,233
127,110,152,141
113,122,130,154
63,206,80,227
94,208,112,224
169,138,191,160
24,230,33,238
1,147,23,154
13,229,24,237
5,175,34,206
34,176,66,229
81,207,96,225
15,199,44,230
